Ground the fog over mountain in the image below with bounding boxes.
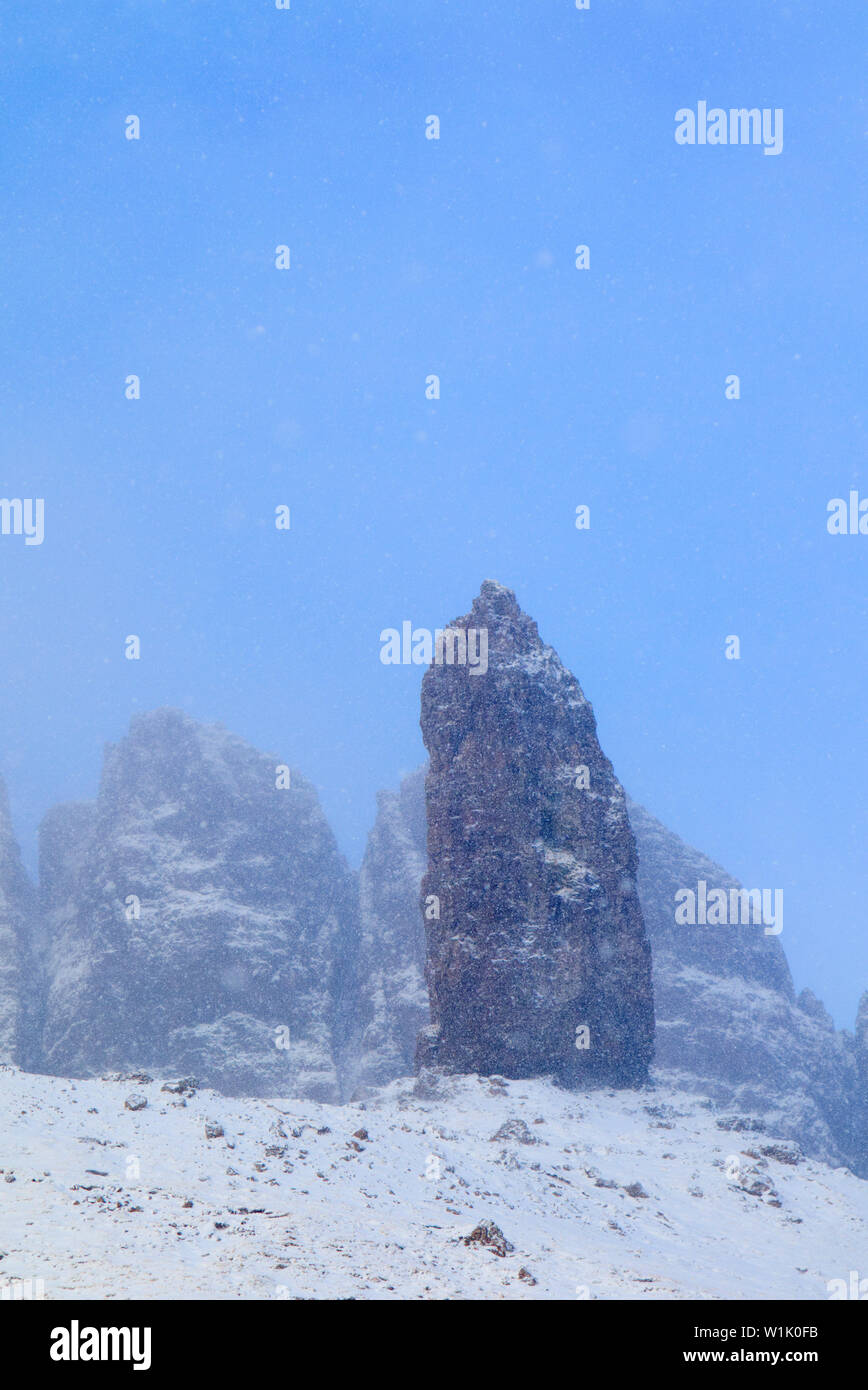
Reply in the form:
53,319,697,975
0,0,863,1330
351,765,866,1174
0,582,864,1185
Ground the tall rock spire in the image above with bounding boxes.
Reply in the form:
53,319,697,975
416,581,655,1085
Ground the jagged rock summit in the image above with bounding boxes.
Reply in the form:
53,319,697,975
39,708,357,1100
416,580,655,1086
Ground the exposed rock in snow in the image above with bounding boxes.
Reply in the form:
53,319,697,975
463,1219,515,1256
0,777,40,1068
416,580,655,1086
39,709,357,1101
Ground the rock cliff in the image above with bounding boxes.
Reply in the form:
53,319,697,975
39,709,357,1100
416,580,655,1086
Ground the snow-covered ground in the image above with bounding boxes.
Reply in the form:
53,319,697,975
0,1062,864,1300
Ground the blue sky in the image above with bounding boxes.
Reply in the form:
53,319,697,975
0,0,865,1025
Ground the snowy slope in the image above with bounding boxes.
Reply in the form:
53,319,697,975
1,1062,865,1301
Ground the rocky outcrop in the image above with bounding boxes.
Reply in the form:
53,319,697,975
353,769,865,1171
416,580,655,1086
628,798,860,1171
1,582,860,1175
342,767,428,1097
39,709,357,1100
0,777,40,1067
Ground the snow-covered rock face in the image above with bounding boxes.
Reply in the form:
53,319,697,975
416,580,655,1087
0,608,861,1180
343,767,429,1098
0,779,40,1068
39,710,357,1101
352,761,866,1174
626,799,861,1173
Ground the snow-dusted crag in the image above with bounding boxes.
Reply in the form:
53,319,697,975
2,593,863,1172
627,797,864,1173
0,778,40,1068
342,767,429,1098
39,709,357,1100
351,762,866,1172
416,580,655,1086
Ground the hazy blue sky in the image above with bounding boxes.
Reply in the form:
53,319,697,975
0,1,865,1025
